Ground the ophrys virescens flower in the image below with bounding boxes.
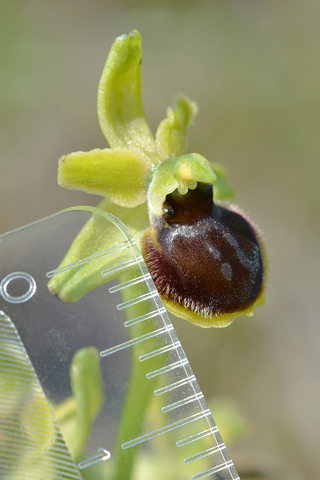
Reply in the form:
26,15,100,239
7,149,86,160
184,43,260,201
143,182,265,327
49,30,266,328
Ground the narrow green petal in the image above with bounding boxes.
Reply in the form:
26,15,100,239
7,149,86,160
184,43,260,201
211,162,234,200
58,148,152,208
147,153,216,219
155,94,198,160
97,30,158,160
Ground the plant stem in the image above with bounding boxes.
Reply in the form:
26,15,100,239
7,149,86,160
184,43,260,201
112,269,166,480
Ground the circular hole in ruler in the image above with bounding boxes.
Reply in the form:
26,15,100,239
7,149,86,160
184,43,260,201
0,272,37,304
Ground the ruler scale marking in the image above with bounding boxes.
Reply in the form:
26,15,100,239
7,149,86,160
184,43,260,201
109,273,152,293
146,358,189,378
116,289,159,310
121,409,211,450
101,256,143,277
154,375,197,396
100,325,173,357
184,443,227,464
192,460,235,479
162,392,204,413
124,307,166,327
139,341,181,362
46,240,131,278
0,448,82,474
2,433,84,462
176,427,219,447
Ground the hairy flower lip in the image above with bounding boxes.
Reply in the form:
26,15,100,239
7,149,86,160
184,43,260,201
142,184,266,328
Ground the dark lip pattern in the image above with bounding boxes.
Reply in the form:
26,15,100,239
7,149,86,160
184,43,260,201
142,183,265,324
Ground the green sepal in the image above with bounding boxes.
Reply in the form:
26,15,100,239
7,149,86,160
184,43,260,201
155,94,198,160
147,153,216,219
58,148,152,207
97,30,158,161
47,200,149,302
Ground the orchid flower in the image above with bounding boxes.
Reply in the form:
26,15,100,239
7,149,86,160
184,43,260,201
48,29,266,328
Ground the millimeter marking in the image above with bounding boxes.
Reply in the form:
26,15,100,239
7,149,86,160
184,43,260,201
154,375,196,396
192,460,235,479
124,307,166,327
176,427,219,447
162,392,204,413
101,256,143,277
116,290,158,310
146,358,188,378
139,342,180,362
46,240,131,278
184,443,227,464
109,273,152,293
100,326,173,357
121,409,211,450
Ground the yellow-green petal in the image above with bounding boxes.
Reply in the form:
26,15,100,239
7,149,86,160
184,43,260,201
147,153,216,219
58,148,152,208
97,30,158,160
155,94,198,160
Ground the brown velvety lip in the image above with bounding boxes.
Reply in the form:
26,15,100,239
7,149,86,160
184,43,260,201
141,183,265,325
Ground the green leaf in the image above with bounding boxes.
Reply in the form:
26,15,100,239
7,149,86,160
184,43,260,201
97,30,158,161
155,94,198,159
147,153,216,219
58,148,152,208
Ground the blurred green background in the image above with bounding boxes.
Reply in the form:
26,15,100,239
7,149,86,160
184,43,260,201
1,1,319,479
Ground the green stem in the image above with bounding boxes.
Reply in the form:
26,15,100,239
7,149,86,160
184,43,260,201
112,269,166,480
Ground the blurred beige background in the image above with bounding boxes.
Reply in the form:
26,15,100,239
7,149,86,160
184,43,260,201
1,1,320,479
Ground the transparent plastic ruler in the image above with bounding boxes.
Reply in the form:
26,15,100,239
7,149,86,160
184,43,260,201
0,207,240,480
